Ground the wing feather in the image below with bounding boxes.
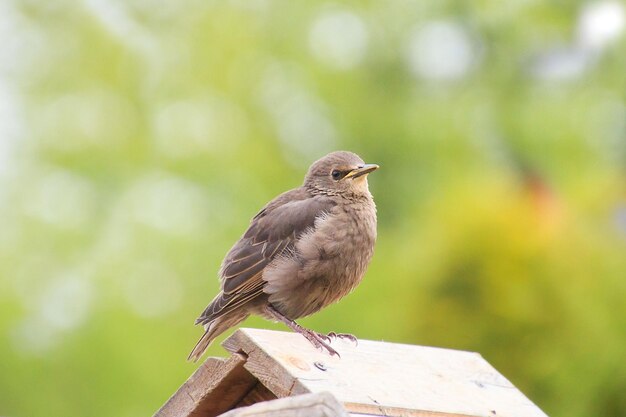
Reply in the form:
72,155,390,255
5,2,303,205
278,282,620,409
194,189,336,325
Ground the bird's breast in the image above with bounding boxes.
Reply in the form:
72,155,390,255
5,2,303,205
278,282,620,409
301,200,375,263
262,198,377,319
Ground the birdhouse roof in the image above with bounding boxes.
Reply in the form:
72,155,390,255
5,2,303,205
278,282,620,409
154,328,548,417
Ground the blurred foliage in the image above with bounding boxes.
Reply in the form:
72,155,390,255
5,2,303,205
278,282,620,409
1,1,625,416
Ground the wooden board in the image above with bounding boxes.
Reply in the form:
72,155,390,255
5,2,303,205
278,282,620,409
154,353,259,417
222,328,548,417
218,392,349,417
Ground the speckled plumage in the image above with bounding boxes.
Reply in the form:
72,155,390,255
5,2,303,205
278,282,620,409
189,151,378,361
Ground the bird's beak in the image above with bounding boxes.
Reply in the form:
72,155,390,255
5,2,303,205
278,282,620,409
344,163,380,179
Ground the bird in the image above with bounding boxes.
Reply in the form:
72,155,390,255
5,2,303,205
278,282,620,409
188,151,378,361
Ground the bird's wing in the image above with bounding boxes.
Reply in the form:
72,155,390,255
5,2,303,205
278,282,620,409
195,190,336,325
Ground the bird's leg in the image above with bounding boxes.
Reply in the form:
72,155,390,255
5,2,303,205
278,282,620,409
327,331,358,346
265,304,340,357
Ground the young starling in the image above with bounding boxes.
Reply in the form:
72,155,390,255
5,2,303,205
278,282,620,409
188,151,378,361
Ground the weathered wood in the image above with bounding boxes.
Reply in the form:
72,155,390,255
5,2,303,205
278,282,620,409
222,330,310,399
153,328,548,417
217,391,349,417
236,382,277,407
154,353,257,417
222,328,548,417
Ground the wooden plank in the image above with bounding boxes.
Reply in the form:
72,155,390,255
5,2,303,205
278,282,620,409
222,331,310,399
236,382,277,407
217,391,350,417
222,328,548,417
154,353,258,417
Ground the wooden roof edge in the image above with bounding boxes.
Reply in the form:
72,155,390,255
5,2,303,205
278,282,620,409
154,352,257,417
217,391,349,417
153,328,550,417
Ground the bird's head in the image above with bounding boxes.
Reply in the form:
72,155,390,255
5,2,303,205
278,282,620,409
304,151,379,198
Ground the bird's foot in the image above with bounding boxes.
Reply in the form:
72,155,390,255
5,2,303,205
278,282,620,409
327,331,358,346
301,329,340,357
264,304,340,357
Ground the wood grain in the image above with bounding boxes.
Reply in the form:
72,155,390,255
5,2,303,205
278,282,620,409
154,353,257,417
217,391,349,417
153,328,549,417
222,328,548,417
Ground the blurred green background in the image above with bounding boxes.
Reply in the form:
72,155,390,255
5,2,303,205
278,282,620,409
1,1,625,416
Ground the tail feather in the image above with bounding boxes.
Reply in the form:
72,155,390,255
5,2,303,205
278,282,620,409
187,313,248,362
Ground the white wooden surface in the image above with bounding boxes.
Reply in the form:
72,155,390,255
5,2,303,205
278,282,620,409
217,392,349,417
222,328,549,417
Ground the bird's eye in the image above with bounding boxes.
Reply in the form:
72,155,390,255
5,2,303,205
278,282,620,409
331,170,342,180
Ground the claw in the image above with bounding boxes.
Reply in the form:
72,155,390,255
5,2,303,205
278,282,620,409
327,331,358,346
264,305,343,357
315,332,333,344
304,330,340,357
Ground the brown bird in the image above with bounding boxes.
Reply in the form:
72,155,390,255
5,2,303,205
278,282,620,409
188,151,378,361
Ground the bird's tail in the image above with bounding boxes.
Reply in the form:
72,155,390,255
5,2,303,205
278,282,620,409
187,312,249,362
